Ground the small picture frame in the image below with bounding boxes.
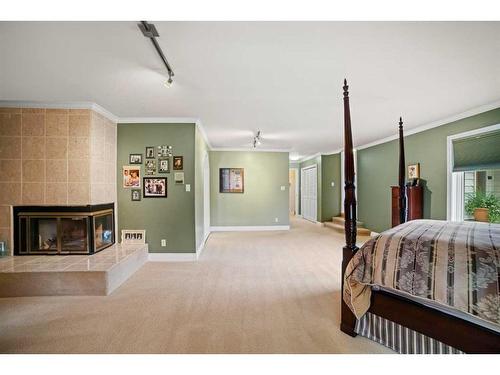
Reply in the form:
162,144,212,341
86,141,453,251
173,156,183,170
123,166,141,188
143,177,167,198
158,158,170,173
174,172,185,184
408,163,420,179
129,154,142,164
131,189,141,201
145,147,155,159
145,159,156,175
121,230,146,244
158,145,173,158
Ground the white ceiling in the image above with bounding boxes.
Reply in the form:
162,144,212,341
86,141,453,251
1,21,500,159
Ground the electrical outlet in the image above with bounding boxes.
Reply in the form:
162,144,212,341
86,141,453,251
185,184,191,192
280,185,286,191
161,239,166,247
275,217,279,223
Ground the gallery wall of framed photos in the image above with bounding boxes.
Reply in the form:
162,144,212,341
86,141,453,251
117,122,196,252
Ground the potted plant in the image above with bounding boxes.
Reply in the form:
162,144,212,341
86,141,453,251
464,192,500,223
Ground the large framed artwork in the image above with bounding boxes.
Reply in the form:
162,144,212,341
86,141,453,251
143,177,167,198
219,168,244,193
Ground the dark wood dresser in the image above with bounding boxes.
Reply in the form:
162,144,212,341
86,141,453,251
391,185,423,227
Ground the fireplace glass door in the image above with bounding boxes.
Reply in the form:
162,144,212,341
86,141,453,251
61,217,88,253
94,213,114,251
30,218,58,253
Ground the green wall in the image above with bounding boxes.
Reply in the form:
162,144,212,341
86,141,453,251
117,123,196,253
357,108,500,233
194,126,209,250
321,153,342,221
210,151,290,226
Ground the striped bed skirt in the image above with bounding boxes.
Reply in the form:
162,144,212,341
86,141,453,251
355,312,463,354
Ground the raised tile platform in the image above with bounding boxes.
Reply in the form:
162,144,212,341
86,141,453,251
0,244,148,297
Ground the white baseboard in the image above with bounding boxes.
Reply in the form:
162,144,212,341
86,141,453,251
148,253,197,262
210,225,290,232
196,231,210,259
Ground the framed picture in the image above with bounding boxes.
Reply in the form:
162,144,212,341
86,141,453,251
174,172,184,184
408,163,420,179
123,166,141,188
219,168,244,193
158,145,173,158
173,156,183,170
121,230,146,244
145,159,156,175
129,154,142,164
143,177,167,198
159,158,170,173
131,189,141,201
145,146,155,159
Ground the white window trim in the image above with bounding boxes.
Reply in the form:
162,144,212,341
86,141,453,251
446,123,500,221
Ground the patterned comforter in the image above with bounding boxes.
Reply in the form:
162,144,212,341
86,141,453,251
343,219,500,327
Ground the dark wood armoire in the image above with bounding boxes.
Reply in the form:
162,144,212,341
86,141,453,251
391,185,423,227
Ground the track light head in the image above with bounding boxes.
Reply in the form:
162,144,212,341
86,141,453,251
253,130,262,148
164,74,174,88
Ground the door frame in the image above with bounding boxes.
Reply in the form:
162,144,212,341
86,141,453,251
289,167,299,216
446,123,500,221
203,152,210,241
301,164,318,222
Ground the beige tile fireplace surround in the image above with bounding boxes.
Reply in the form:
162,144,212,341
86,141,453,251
0,107,117,255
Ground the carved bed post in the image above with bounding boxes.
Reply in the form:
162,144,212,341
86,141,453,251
398,117,407,224
340,79,359,336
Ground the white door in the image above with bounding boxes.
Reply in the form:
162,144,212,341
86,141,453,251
301,166,317,222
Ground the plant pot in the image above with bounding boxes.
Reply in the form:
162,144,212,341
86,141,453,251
474,208,489,222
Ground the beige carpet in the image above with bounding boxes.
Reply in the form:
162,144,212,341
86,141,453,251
0,217,392,354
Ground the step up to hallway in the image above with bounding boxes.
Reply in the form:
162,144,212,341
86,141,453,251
324,215,372,236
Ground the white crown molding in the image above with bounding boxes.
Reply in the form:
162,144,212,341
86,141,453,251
356,99,500,150
90,103,119,123
210,225,290,232
210,147,291,153
0,100,119,122
296,152,321,163
148,253,197,262
195,119,213,150
117,117,199,124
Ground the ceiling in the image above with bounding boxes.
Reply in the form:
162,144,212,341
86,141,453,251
1,21,500,159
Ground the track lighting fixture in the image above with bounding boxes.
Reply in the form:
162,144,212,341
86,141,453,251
164,73,174,88
138,21,175,87
253,130,262,148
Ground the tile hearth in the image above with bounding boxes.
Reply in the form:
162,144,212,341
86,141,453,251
0,243,148,297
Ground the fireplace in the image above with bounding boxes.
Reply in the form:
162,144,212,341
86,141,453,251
13,203,115,255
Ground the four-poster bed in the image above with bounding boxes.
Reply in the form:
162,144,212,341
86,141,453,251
339,80,500,354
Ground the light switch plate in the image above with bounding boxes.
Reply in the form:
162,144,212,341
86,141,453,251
185,184,191,192
331,181,335,187
280,185,286,191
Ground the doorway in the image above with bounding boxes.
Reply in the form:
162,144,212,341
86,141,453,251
289,168,299,215
301,165,318,222
203,152,210,240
